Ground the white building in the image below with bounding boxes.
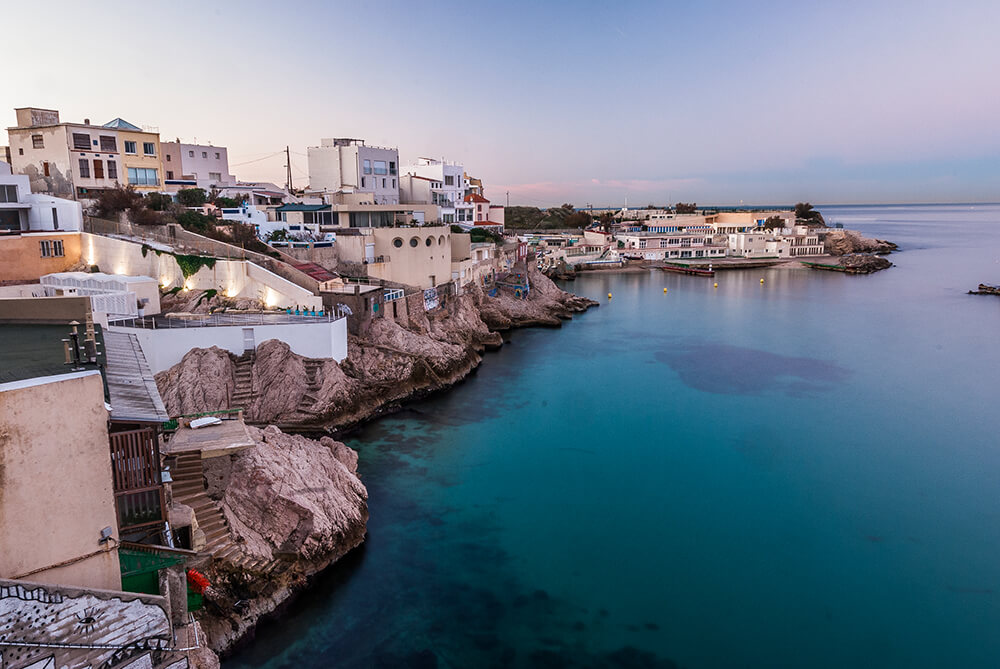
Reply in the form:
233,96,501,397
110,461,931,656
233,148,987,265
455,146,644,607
0,161,82,233
219,203,270,231
160,141,236,191
307,138,399,205
727,232,791,258
400,158,467,223
616,231,726,260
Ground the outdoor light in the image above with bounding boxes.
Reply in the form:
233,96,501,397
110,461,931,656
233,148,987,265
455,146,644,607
99,526,114,544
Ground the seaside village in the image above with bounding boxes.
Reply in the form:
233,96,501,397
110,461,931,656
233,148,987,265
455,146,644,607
0,107,857,668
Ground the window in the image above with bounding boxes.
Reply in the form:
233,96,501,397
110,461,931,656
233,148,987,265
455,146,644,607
389,161,396,175
361,177,366,188
444,175,455,186
215,152,220,159
166,170,174,179
374,160,387,175
18,148,23,155
202,151,207,158
382,178,386,188
100,135,117,152
127,167,158,186
32,134,44,148
188,150,194,157
78,158,90,178
93,159,104,179
409,237,419,247
144,142,156,156
0,185,17,202
124,140,137,154
165,154,171,162
393,237,403,248
40,240,62,257
108,160,117,179
363,159,372,175
392,178,396,188
43,162,50,177
209,172,221,181
52,208,59,229
426,237,433,246
72,133,90,150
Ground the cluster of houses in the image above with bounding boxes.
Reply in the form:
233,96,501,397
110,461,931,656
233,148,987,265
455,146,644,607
527,209,825,267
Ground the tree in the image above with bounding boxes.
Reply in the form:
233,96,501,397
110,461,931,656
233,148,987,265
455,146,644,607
563,211,593,228
145,192,173,211
599,212,616,234
763,215,785,230
212,196,241,208
130,207,166,226
675,202,697,214
267,228,288,242
177,188,207,207
176,210,214,233
89,185,144,218
794,202,825,226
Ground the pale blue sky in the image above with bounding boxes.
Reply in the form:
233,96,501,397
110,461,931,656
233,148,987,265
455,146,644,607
3,0,998,206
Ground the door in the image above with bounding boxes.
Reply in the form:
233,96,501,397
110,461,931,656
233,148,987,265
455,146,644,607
242,328,255,351
365,243,375,263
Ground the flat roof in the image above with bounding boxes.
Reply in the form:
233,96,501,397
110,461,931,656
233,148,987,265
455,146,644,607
0,323,104,384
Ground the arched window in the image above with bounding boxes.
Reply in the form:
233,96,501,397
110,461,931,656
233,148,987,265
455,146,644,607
438,235,445,245
426,237,434,246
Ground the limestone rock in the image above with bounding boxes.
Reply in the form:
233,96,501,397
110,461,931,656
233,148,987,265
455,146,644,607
824,229,897,256
155,346,235,414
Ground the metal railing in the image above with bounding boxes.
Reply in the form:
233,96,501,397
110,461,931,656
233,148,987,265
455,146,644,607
109,311,335,329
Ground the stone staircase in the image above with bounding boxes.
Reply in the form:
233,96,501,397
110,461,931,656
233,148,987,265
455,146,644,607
232,353,255,410
297,359,325,413
171,451,280,574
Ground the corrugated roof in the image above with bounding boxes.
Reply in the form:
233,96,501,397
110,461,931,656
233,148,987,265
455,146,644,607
103,330,169,423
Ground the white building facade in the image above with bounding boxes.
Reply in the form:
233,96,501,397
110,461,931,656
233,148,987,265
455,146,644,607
400,158,466,223
0,162,82,233
308,138,399,205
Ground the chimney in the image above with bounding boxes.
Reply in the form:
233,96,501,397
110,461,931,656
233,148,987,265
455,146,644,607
84,118,90,125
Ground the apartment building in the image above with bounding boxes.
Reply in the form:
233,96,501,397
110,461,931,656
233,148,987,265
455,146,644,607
400,158,468,223
307,138,399,204
161,140,236,191
617,231,726,260
6,108,164,199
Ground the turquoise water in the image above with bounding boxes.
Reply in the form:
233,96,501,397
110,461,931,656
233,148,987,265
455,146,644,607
227,204,1000,668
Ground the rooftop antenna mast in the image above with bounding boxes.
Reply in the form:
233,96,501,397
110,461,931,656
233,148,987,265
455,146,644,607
285,146,293,193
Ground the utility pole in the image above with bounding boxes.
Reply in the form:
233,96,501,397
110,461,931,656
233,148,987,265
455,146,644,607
285,146,293,193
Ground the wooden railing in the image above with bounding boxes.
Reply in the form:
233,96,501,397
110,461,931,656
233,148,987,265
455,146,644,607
109,428,165,531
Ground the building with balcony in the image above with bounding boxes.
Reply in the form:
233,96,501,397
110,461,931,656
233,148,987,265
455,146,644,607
6,107,163,200
616,231,726,260
307,137,399,205
400,158,467,223
161,140,236,191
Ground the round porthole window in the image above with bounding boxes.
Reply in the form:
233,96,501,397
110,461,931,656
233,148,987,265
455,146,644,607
426,237,433,247
393,238,403,248
410,237,419,247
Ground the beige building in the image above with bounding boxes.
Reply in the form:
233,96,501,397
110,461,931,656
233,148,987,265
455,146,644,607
333,225,455,289
0,371,122,590
6,108,163,199
0,230,83,282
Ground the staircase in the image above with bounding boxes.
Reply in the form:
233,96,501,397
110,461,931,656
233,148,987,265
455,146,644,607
297,359,324,413
232,353,255,410
171,451,280,574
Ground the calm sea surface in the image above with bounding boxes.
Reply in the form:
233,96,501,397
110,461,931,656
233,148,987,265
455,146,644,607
227,204,1000,668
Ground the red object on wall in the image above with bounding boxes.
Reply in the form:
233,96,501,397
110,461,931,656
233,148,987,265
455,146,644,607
187,569,211,594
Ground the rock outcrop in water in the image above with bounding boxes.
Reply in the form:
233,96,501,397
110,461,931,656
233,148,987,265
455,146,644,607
196,426,368,655
824,228,898,256
156,264,597,430
837,253,893,274
968,283,1000,296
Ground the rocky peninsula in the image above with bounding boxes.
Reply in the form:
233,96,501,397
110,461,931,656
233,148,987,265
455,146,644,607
155,265,596,661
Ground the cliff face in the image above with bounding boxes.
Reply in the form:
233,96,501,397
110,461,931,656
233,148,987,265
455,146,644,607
155,266,596,430
197,426,368,653
824,229,898,255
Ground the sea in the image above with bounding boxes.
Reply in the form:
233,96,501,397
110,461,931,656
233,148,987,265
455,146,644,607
226,204,1000,668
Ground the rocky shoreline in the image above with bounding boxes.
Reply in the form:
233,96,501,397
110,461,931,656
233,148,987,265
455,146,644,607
155,265,597,663
968,283,1000,296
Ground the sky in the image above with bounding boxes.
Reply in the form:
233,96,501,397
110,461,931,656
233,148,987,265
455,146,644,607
3,0,998,207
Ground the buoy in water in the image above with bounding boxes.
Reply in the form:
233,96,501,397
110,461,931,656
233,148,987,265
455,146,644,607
714,282,718,288
608,292,613,299
663,288,667,293
760,278,765,284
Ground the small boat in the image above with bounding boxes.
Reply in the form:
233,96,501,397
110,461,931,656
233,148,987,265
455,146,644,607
659,263,715,277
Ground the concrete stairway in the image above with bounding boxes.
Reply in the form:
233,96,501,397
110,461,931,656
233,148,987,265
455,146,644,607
232,354,255,410
171,452,279,573
297,359,324,413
